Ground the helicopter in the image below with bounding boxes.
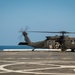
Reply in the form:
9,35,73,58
18,31,75,52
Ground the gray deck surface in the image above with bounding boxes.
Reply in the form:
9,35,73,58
0,51,75,75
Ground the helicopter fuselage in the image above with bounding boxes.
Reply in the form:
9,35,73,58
18,31,75,52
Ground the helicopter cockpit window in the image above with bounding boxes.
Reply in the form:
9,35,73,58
42,44,44,46
71,40,75,44
48,41,51,44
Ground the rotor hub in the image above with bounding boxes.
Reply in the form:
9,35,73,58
22,31,27,36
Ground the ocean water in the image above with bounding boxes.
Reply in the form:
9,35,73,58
0,45,33,51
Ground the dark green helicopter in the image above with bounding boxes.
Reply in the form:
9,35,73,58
18,31,75,52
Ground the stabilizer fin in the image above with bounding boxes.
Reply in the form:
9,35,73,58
18,42,28,45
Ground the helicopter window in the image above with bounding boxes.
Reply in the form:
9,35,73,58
42,44,44,46
48,41,50,42
71,40,75,44
47,40,51,44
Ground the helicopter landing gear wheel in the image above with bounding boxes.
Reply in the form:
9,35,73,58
61,45,66,52
32,48,35,51
71,49,74,52
61,49,66,52
32,49,34,51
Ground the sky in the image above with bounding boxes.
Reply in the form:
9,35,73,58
0,0,75,45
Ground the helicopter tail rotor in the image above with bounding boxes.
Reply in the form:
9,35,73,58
18,26,29,40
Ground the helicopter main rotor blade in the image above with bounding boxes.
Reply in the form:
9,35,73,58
28,31,60,33
28,31,75,34
59,31,75,34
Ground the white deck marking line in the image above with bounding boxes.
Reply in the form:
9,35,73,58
0,60,17,62
61,66,75,72
0,57,74,60
3,58,15,59
14,71,75,75
0,61,75,74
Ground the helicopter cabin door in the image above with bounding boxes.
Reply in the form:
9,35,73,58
47,40,55,49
